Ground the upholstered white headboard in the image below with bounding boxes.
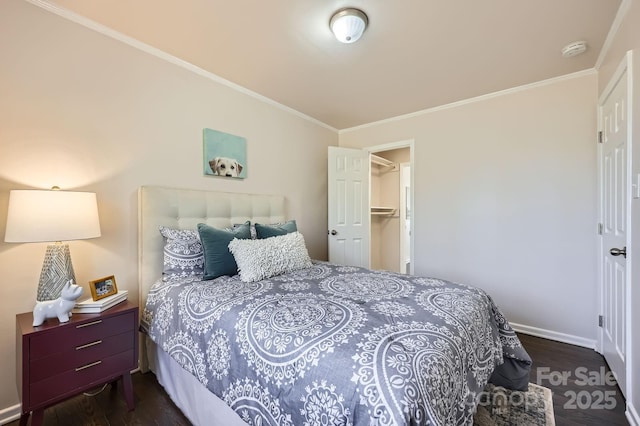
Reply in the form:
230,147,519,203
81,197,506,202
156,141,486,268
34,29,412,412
138,186,286,305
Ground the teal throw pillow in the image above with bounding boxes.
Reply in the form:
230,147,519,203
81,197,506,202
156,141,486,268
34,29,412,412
197,221,251,279
255,220,297,239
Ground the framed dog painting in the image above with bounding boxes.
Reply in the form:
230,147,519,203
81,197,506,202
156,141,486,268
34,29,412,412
203,128,247,179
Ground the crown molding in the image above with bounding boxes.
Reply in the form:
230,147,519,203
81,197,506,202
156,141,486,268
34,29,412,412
595,0,632,70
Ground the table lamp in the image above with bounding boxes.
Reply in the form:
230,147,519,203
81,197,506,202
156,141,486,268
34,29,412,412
4,187,101,301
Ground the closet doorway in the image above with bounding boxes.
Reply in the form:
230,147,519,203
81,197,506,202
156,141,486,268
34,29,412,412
369,147,412,274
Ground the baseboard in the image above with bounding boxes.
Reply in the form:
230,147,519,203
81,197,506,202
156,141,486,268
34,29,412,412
510,322,597,349
0,403,21,425
627,401,640,426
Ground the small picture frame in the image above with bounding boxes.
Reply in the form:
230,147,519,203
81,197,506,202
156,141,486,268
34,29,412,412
89,275,118,301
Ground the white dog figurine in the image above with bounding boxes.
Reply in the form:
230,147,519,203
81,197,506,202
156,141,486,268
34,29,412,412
32,280,84,327
209,156,243,177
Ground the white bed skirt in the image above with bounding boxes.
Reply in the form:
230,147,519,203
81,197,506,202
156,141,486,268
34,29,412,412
147,337,247,426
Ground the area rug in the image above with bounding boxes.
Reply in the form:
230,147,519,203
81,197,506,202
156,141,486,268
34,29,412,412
473,383,555,426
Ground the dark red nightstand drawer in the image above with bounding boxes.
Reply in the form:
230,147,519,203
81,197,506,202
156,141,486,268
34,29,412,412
17,301,139,423
29,330,135,382
30,312,134,360
30,349,135,408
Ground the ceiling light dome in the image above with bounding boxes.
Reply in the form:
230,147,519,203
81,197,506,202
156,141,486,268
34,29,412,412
330,8,368,44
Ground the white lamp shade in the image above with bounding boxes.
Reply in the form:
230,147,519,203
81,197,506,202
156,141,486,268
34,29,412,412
330,8,368,44
5,190,101,243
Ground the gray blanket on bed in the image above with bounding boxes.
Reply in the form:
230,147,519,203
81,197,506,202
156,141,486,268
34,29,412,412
141,262,531,426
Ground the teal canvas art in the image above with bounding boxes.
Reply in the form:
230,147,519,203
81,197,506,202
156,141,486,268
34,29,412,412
203,128,247,179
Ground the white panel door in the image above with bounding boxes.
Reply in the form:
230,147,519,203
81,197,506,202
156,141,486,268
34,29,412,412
328,146,370,267
600,67,629,397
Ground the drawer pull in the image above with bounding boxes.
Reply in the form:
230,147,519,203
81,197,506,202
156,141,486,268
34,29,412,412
76,340,102,350
75,360,102,371
76,320,103,329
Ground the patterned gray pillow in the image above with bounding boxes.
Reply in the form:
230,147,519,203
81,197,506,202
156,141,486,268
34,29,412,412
228,231,312,282
159,227,204,280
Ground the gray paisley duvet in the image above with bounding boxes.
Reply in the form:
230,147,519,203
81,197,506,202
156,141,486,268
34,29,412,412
141,262,531,426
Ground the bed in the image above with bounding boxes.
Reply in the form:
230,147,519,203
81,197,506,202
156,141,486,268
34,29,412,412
138,185,531,426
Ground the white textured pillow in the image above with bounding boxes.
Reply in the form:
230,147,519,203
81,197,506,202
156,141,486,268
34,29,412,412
228,231,312,282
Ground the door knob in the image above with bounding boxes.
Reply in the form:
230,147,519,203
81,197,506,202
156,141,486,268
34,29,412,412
610,246,627,258
329,230,337,236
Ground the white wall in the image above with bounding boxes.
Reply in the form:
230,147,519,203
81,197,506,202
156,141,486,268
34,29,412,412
598,1,640,423
0,0,335,415
339,73,599,345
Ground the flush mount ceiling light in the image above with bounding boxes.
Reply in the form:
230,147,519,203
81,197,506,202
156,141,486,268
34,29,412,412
330,8,368,43
561,41,588,58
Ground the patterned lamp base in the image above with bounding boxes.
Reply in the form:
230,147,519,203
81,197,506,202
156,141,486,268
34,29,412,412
37,243,77,302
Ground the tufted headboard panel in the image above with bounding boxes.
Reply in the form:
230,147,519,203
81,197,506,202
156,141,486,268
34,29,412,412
138,186,286,305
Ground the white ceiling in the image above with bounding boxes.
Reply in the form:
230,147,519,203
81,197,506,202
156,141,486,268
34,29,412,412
46,0,622,130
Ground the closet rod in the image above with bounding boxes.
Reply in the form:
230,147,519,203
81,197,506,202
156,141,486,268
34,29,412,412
370,154,396,169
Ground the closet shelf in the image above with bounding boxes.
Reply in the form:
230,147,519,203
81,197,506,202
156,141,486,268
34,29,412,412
370,154,397,170
371,206,396,216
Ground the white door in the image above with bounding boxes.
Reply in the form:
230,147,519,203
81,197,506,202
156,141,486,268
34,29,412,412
599,64,630,398
328,146,370,267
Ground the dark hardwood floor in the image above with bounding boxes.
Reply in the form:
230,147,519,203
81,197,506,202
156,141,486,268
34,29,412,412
8,334,629,425
518,333,628,426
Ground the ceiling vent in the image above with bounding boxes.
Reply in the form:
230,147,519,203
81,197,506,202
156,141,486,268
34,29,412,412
561,41,587,58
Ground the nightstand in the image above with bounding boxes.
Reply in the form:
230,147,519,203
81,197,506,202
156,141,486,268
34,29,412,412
16,301,139,426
